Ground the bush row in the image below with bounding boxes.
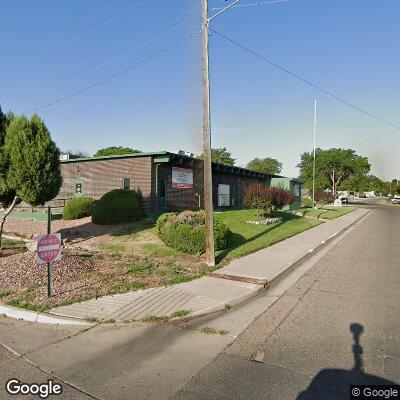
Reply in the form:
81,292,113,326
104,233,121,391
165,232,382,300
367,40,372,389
63,189,141,224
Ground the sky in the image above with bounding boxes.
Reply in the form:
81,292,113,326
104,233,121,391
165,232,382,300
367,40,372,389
1,0,400,180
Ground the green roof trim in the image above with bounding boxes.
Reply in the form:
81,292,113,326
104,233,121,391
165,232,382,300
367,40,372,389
60,151,168,164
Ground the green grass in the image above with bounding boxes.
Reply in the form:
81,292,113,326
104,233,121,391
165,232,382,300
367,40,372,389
0,238,26,254
199,326,229,336
171,309,191,318
215,209,321,260
300,206,357,220
142,315,170,323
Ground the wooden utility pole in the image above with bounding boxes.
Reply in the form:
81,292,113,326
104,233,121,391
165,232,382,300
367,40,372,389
201,0,215,266
312,99,317,207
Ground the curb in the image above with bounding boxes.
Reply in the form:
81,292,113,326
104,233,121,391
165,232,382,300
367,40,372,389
0,303,89,325
266,209,371,286
188,209,371,319
1,210,370,325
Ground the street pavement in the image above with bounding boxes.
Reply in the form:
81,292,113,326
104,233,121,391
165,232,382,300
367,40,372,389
0,202,398,399
172,202,400,399
49,208,368,322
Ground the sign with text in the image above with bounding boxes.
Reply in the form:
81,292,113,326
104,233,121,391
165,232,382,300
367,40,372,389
172,167,193,189
36,234,61,265
218,184,230,207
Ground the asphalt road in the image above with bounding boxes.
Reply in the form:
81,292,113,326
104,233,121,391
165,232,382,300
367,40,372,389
0,202,398,400
173,203,400,400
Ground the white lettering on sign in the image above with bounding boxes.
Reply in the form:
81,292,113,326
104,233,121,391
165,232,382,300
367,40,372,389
36,234,62,265
172,167,193,189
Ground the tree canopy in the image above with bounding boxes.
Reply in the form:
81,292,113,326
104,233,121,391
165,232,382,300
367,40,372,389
94,146,142,157
246,157,283,175
297,148,370,195
198,147,236,165
0,113,62,246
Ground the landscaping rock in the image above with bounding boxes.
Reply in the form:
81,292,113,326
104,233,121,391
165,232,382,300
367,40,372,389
246,217,283,225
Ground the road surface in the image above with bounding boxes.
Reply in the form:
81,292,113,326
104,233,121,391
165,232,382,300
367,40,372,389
0,202,398,399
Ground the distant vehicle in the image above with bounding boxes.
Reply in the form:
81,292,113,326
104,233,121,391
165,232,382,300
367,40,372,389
392,195,400,204
339,196,349,204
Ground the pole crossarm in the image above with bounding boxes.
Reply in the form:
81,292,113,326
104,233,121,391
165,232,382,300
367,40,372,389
208,0,241,24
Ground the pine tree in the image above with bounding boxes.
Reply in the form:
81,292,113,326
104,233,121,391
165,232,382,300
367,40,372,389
0,113,62,247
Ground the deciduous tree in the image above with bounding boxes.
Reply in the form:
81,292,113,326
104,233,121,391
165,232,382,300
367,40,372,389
297,148,370,195
246,157,283,175
198,147,236,165
94,146,141,157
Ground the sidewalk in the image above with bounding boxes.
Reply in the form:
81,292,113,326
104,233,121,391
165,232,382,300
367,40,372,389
49,208,370,323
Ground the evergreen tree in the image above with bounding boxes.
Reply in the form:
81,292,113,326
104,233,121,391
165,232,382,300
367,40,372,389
0,113,62,247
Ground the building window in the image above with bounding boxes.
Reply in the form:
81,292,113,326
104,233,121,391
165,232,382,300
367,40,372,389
218,184,230,207
75,182,83,195
123,178,130,190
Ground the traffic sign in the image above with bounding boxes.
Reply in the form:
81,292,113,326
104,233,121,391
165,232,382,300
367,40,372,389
36,233,61,265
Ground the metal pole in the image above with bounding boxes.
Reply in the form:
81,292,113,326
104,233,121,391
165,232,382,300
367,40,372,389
201,0,215,266
47,206,52,297
312,99,317,207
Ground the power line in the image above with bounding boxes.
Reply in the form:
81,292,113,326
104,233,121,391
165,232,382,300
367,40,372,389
210,0,287,11
33,0,124,52
26,33,196,114
93,13,200,70
209,28,400,131
76,4,201,68
36,0,152,57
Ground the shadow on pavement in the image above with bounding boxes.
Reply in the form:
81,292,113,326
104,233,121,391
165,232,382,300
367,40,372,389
297,323,395,399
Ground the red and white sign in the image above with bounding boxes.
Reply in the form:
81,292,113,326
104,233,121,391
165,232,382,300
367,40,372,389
172,167,193,189
36,234,62,265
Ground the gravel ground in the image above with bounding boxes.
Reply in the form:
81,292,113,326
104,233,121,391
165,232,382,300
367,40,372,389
3,215,125,240
0,250,211,310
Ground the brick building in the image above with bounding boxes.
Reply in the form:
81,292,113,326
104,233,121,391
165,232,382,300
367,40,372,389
55,151,301,216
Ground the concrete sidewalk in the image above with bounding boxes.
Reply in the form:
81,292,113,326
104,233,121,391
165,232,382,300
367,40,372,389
49,208,369,323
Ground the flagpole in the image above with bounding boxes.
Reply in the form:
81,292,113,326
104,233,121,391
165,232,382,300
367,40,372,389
312,99,317,207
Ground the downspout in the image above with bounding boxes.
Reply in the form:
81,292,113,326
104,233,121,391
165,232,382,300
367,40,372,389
155,163,160,216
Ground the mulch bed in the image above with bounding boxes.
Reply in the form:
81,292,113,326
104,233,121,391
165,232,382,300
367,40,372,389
0,251,211,310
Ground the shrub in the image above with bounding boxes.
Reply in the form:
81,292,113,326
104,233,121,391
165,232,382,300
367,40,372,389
243,183,271,215
301,197,314,208
314,191,335,208
243,184,294,216
92,189,141,225
156,210,232,254
63,196,95,220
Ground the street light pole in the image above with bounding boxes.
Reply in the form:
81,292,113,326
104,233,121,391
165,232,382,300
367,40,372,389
201,0,215,266
312,99,317,207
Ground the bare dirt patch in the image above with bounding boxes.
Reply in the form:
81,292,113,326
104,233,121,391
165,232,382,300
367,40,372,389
0,250,213,311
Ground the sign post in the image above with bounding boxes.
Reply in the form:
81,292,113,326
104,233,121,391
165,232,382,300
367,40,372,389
36,207,61,297
47,206,51,297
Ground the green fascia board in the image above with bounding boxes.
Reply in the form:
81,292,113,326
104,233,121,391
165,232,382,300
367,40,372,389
153,155,171,163
60,151,168,164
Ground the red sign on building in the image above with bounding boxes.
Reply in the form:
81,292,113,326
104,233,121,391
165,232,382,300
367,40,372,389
172,167,193,189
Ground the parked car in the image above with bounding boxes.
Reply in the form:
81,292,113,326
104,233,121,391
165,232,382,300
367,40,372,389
339,195,349,204
391,195,400,204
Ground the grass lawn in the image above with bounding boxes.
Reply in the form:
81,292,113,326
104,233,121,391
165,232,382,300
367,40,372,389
0,238,26,257
215,209,321,260
0,209,326,311
299,206,357,220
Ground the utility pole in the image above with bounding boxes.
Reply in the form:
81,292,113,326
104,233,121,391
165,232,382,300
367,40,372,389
201,0,215,266
312,99,317,207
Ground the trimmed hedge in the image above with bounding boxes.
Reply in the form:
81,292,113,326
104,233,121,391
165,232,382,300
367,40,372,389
63,196,95,220
92,189,141,225
301,197,314,208
156,210,232,254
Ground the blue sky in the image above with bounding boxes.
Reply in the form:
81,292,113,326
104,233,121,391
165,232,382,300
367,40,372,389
1,0,400,179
